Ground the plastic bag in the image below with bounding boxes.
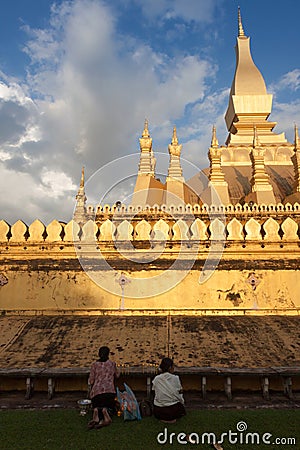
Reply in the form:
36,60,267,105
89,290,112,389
116,383,141,421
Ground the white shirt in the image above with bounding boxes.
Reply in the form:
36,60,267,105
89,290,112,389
152,372,184,407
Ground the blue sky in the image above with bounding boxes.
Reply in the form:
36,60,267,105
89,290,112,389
0,0,300,223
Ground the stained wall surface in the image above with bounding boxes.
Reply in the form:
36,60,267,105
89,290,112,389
0,315,299,369
1,207,300,313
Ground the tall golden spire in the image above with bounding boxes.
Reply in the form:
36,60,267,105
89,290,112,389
80,166,85,188
224,7,287,146
294,124,300,150
253,126,261,148
238,6,245,37
291,124,300,194
74,167,87,223
167,126,183,180
138,119,155,175
208,125,229,205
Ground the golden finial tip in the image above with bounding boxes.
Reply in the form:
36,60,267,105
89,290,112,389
211,124,219,147
294,123,299,149
80,166,85,188
142,118,150,137
238,6,245,37
172,126,178,145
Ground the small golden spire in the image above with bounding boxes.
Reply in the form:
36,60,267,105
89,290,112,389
253,125,260,148
238,6,245,37
80,166,85,188
294,124,300,150
211,125,219,147
142,119,150,138
171,126,178,145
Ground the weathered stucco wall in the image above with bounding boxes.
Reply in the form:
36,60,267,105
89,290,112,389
0,264,300,312
0,205,300,314
1,315,300,368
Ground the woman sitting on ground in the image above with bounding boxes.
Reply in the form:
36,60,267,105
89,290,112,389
152,357,186,423
88,346,120,429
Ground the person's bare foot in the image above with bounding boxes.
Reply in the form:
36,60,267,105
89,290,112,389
102,407,112,424
92,407,99,423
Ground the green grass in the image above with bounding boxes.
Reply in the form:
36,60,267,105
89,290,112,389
0,409,299,449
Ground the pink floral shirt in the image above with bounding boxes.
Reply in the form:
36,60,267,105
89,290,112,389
89,360,118,398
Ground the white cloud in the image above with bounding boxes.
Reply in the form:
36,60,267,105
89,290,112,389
268,70,300,141
40,169,77,198
0,0,220,222
0,163,76,224
271,99,300,143
270,69,300,94
128,0,219,23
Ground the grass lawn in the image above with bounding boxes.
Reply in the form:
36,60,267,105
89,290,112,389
0,408,299,449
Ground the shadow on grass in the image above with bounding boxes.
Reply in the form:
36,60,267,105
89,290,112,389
0,409,299,449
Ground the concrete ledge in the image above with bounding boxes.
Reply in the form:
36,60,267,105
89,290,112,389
0,366,299,401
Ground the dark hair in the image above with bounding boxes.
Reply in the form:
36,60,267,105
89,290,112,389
159,357,174,373
98,346,110,362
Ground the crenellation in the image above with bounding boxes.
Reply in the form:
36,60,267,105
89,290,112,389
81,219,99,242
135,219,152,241
281,217,299,241
227,218,244,240
64,220,80,242
172,219,190,241
10,220,28,242
190,218,208,240
263,217,281,241
98,219,115,241
27,219,46,242
245,218,262,240
115,220,134,241
45,220,63,242
209,218,226,241
153,219,170,240
0,220,10,242
294,202,300,211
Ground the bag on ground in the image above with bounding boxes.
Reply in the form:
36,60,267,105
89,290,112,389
116,383,141,421
139,399,153,417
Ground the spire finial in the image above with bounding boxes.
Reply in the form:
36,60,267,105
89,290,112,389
80,166,85,188
211,125,219,147
172,126,178,145
253,125,260,148
238,6,245,37
294,124,300,150
168,127,182,158
142,118,150,138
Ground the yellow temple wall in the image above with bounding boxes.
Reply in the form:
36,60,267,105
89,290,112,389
1,266,300,313
1,202,300,315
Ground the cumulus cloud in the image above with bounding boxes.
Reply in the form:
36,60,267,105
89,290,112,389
0,0,220,223
270,69,300,94
268,70,300,141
